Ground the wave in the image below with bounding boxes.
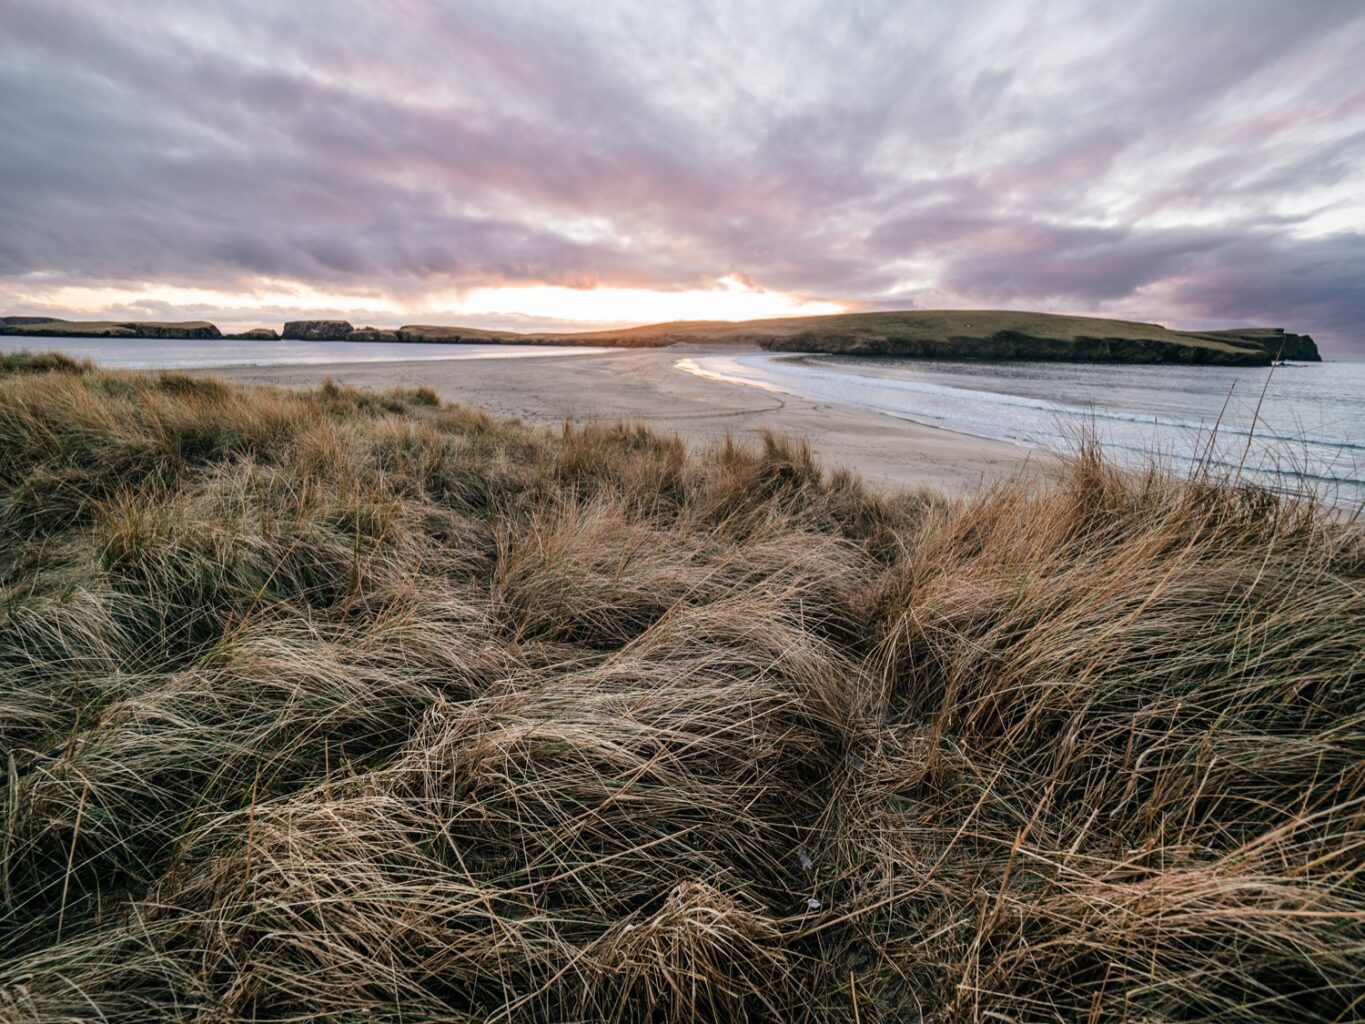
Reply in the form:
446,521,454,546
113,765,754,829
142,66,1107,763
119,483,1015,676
799,357,1364,452
676,353,1365,498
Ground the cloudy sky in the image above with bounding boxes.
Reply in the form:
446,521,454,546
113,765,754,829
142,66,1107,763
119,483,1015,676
2,0,1363,350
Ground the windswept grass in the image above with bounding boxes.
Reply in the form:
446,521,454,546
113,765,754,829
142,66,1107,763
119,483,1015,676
0,352,1360,1022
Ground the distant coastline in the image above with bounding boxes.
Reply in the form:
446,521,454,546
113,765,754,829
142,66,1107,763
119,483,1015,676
0,310,1322,365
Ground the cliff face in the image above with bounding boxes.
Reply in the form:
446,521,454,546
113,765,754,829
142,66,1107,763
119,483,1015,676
1276,334,1321,361
0,320,220,339
1202,328,1322,361
395,326,473,343
119,321,221,339
281,320,354,340
349,327,401,342
394,325,526,343
761,331,1277,366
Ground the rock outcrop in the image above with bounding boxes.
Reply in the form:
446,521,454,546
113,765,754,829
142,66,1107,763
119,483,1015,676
281,320,354,340
347,326,401,342
119,321,221,339
762,330,1279,366
394,325,516,343
226,327,280,340
1201,328,1322,362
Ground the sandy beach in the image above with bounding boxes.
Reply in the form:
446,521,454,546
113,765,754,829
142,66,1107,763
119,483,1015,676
212,345,1043,496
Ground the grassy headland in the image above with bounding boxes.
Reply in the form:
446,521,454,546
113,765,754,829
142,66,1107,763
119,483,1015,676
746,309,1322,362
0,319,222,339
0,351,1360,1022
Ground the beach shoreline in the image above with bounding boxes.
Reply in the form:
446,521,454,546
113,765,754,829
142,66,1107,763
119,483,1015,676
208,345,1045,496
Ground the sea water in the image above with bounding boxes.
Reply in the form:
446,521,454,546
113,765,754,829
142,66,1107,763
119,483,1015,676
678,352,1365,506
0,335,610,370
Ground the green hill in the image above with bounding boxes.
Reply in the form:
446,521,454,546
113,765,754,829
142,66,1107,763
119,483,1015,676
601,310,1315,364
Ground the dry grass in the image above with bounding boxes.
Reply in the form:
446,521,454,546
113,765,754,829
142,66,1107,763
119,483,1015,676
0,352,1360,1022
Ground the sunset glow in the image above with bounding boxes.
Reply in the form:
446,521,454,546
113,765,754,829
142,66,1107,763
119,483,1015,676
0,274,847,333
453,277,847,325
2,1,1362,348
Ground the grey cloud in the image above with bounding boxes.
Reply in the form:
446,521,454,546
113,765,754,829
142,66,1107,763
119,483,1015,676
0,0,1362,350
1143,232,1365,338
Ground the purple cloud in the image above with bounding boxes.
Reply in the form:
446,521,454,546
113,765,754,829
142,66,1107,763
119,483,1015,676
0,0,1362,350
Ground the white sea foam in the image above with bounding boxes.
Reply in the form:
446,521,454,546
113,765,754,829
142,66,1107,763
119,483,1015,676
678,351,1365,505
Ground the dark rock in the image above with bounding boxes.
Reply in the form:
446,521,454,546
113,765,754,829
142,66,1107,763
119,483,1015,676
395,325,476,343
762,330,1276,366
347,326,400,342
226,327,280,340
281,320,354,340
1202,328,1322,362
0,319,221,339
115,321,221,339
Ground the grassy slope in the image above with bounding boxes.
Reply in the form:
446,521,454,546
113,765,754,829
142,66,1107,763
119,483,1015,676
533,310,1270,355
0,320,218,337
0,351,1361,1022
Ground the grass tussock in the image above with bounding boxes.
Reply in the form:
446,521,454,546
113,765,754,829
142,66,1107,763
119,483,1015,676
0,351,1360,1023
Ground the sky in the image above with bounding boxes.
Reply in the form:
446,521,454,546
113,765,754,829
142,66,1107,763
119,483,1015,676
1,0,1363,352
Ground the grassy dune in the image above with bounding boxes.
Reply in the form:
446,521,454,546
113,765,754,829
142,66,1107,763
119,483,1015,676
0,351,1361,1022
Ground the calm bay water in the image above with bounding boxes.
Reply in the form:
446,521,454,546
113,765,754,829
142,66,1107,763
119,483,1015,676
679,352,1365,506
0,335,610,370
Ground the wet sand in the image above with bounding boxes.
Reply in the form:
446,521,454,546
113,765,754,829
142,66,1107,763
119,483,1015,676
213,345,1046,497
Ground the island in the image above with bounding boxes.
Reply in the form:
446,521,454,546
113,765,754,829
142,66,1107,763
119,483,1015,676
4,310,1322,364
0,317,223,339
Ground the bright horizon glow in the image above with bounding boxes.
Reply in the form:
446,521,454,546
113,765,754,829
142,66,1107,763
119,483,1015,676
455,276,847,324
0,274,848,331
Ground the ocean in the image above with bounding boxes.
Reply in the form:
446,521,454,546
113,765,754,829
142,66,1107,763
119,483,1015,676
678,352,1365,507
0,335,611,370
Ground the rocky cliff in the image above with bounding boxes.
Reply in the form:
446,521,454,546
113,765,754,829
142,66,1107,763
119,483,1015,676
0,319,221,339
349,327,401,342
280,320,355,340
1201,328,1321,361
122,321,222,339
762,330,1279,365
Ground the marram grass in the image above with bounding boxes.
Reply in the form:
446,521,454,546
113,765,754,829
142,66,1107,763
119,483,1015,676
0,352,1360,1022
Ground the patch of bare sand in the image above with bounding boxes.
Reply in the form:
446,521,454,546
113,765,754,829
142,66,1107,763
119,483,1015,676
211,345,1047,496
